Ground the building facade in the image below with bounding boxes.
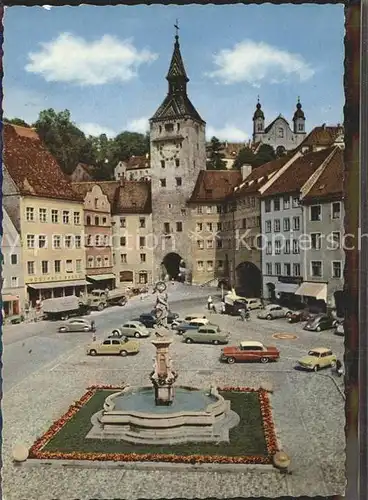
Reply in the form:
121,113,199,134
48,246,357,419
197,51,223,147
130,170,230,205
114,155,151,182
1,208,26,319
149,32,207,282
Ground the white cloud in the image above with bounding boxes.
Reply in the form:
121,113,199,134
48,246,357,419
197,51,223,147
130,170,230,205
42,5,52,10
25,33,158,86
206,124,249,142
207,40,315,86
78,122,116,138
126,117,149,134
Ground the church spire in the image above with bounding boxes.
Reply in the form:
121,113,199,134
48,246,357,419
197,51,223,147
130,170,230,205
166,22,189,94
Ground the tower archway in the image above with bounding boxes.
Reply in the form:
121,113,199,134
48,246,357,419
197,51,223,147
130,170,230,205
162,253,185,281
235,261,262,298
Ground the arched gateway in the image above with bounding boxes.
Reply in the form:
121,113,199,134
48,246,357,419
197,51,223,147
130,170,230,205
161,253,186,282
235,261,262,298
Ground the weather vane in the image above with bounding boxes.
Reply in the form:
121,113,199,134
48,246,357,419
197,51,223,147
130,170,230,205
174,19,179,37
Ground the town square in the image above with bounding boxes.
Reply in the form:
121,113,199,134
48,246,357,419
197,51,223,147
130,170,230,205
2,3,347,499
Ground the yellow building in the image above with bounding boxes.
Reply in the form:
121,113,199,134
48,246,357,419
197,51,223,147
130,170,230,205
3,124,87,306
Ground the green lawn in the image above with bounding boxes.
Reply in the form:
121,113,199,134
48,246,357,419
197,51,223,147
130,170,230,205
41,389,269,458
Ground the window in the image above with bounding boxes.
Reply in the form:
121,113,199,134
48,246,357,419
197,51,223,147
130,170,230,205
51,209,59,223
331,231,341,249
275,263,281,275
283,196,290,209
293,239,300,254
88,257,94,268
65,235,72,248
197,206,203,214
278,127,284,138
140,254,146,263
216,205,223,214
176,221,183,232
53,235,61,249
197,261,204,271
293,263,301,276
266,241,272,255
10,254,17,265
265,220,271,233
274,219,280,232
160,178,166,187
27,235,35,248
139,217,146,228
310,205,321,221
27,261,35,275
332,261,342,278
54,260,61,273
41,260,49,274
284,240,290,254
164,222,170,234
284,263,291,276
266,263,272,275
39,208,47,222
311,260,322,277
102,217,107,225
207,260,213,271
120,217,126,228
11,277,18,287
275,240,281,254
332,202,341,219
86,215,91,225
63,211,70,224
165,123,174,132
139,236,146,248
206,222,213,232
121,254,127,264
86,235,92,246
216,239,223,249
26,207,34,221
196,223,203,232
38,235,47,248
94,198,99,209
274,198,280,211
293,216,300,231
283,218,290,231
161,160,165,168
103,235,109,246
175,159,180,167
298,123,304,132
95,216,99,226
181,209,186,216
75,235,81,248
96,257,102,268
217,222,222,231
206,205,212,214
265,199,271,213
175,177,182,187
311,233,321,250
73,212,81,225
74,259,81,273
197,240,204,249
292,196,300,208
207,239,214,249
241,218,246,230
217,260,223,269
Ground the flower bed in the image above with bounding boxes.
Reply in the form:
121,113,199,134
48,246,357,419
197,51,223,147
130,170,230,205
29,385,279,465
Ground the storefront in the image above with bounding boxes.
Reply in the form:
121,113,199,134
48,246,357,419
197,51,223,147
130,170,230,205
27,280,89,306
272,277,303,307
2,294,20,318
86,274,116,290
294,281,328,313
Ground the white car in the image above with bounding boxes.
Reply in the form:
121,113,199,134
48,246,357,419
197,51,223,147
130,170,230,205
257,304,292,320
172,314,208,329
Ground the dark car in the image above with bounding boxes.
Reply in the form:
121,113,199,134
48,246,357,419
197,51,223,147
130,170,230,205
136,313,157,328
288,310,316,324
303,314,335,332
150,310,179,324
224,299,248,316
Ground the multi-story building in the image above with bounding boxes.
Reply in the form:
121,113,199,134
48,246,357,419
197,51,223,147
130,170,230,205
1,208,26,319
149,32,207,282
252,97,307,155
72,182,116,290
260,147,338,306
111,180,153,287
299,147,344,315
3,124,87,307
114,155,151,182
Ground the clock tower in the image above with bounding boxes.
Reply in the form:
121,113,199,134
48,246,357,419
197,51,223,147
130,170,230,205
149,28,206,282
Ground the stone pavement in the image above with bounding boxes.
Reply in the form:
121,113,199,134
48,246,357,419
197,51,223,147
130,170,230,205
2,298,346,499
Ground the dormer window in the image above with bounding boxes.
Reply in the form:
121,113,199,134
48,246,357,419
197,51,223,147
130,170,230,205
165,123,174,133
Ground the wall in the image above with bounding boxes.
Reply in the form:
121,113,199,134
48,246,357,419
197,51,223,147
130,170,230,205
254,117,306,151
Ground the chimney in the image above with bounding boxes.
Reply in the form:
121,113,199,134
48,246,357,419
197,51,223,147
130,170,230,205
241,164,252,181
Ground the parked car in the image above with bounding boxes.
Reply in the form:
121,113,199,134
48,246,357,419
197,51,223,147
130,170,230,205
182,325,229,345
220,340,280,364
296,347,337,371
288,310,316,324
172,315,209,329
303,314,335,332
175,319,210,335
334,321,345,337
58,318,94,333
135,313,157,328
86,337,139,356
243,298,263,310
150,310,179,324
257,304,292,320
225,300,248,316
109,321,150,338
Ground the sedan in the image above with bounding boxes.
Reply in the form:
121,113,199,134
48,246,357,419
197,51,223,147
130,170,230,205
220,341,280,364
150,310,179,324
136,313,157,328
257,305,292,320
109,321,150,338
182,325,229,345
288,310,316,324
297,347,337,371
86,337,139,356
175,319,209,335
303,314,335,332
58,318,94,333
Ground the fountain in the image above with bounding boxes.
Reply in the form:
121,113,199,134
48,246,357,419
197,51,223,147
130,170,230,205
87,281,239,445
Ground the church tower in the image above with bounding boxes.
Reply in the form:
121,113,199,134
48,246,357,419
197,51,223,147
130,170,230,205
252,97,265,143
293,97,306,134
149,27,206,282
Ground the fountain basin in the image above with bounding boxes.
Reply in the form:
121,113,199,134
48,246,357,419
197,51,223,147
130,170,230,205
87,385,239,444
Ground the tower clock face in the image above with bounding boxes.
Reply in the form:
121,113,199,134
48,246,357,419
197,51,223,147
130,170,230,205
160,143,178,161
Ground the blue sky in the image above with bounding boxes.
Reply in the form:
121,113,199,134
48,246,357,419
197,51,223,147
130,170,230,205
4,4,344,141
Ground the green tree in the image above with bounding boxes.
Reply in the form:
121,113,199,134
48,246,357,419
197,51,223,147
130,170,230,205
207,136,226,170
3,117,31,127
109,131,150,167
232,147,256,169
253,144,276,167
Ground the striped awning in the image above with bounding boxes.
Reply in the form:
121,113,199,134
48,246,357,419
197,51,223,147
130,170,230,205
86,274,116,281
295,282,327,301
27,280,89,290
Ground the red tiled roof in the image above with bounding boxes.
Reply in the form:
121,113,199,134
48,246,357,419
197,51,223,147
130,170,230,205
3,124,82,202
188,170,242,203
114,180,151,214
296,125,343,151
261,147,335,198
302,147,343,203
232,155,292,197
126,155,150,171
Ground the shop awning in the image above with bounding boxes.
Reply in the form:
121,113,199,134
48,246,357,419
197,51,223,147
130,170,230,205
27,280,89,290
2,294,20,302
295,282,327,301
275,283,299,294
86,274,116,281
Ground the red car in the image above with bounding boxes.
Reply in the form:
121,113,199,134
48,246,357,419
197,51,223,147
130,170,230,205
220,340,280,364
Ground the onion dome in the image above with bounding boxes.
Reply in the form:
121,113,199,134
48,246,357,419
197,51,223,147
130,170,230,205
293,97,305,121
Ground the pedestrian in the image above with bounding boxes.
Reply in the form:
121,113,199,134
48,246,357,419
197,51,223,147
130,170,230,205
239,308,246,321
91,332,96,342
207,295,213,311
221,301,226,314
335,359,343,377
91,320,96,332
210,303,217,314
